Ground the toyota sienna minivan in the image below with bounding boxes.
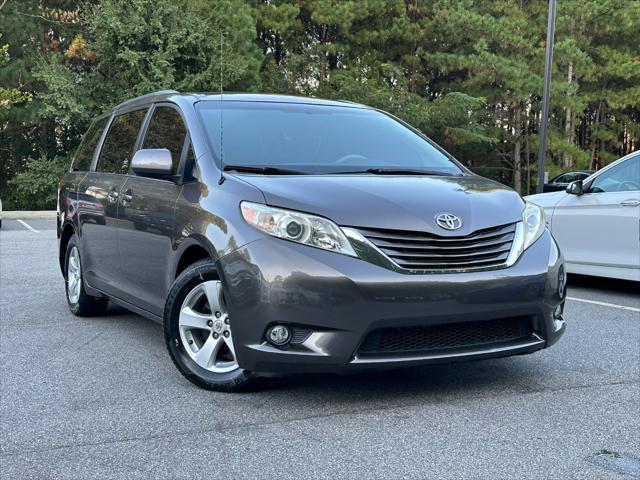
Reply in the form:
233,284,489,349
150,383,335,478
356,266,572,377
57,91,566,391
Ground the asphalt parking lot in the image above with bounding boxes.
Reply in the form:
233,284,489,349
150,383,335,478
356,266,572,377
1,218,638,479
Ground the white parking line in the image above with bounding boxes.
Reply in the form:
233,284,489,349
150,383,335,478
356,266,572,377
16,219,40,234
567,296,640,313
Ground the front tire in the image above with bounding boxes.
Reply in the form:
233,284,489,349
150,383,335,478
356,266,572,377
65,235,108,316
164,259,256,392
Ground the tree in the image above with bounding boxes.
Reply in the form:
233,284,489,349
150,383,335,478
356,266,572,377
554,0,640,170
251,0,494,159
1,0,261,208
0,41,22,110
0,0,81,206
1,0,638,208
34,0,262,136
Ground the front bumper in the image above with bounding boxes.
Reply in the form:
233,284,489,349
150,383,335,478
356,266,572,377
217,230,565,374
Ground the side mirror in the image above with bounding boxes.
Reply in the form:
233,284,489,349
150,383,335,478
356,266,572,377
131,149,173,176
566,180,584,195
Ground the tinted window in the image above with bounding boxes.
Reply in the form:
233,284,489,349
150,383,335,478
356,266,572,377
72,117,109,171
590,155,640,193
552,174,568,183
196,101,462,175
142,106,187,173
563,173,578,183
183,143,200,182
97,109,147,174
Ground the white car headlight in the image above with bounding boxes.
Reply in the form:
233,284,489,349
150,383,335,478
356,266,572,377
522,201,546,251
240,201,357,256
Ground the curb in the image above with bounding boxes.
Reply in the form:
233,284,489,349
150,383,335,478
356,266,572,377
2,211,57,220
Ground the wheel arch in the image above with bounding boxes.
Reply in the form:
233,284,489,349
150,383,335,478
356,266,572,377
173,235,217,280
59,222,76,276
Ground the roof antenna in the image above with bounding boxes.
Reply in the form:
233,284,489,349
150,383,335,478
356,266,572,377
218,28,225,185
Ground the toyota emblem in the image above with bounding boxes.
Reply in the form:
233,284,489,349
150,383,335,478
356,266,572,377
435,213,463,231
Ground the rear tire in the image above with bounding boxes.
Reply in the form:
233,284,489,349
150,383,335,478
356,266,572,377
164,259,257,392
64,234,109,316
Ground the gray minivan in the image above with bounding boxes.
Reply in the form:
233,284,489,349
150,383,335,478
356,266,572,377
58,91,566,391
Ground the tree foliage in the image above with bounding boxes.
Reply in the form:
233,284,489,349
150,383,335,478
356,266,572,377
1,0,638,208
8,154,69,210
0,40,22,111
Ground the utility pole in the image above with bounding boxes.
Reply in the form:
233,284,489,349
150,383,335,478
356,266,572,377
536,0,557,193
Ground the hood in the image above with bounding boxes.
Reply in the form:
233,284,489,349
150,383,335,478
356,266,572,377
524,190,566,209
235,174,525,236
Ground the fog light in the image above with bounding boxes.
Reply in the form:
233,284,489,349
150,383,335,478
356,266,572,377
267,325,291,346
558,265,566,299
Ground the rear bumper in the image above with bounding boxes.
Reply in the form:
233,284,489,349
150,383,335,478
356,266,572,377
218,230,566,374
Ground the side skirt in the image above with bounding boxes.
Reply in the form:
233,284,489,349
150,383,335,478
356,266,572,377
85,282,163,323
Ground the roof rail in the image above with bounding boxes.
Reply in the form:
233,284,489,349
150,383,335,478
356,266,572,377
115,89,179,109
336,99,367,107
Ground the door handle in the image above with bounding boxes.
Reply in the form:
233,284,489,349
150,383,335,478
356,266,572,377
120,189,133,206
620,199,640,207
107,188,119,204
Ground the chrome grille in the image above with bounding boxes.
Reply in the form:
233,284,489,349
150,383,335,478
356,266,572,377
356,222,516,271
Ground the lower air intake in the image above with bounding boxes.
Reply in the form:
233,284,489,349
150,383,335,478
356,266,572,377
358,316,534,355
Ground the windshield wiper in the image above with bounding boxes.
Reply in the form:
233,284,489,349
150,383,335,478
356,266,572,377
335,168,457,176
223,165,305,175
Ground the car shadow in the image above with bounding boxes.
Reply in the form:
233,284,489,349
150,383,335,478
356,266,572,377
568,273,639,295
250,356,541,405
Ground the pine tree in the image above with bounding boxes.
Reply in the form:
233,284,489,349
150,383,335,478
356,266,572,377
1,0,638,207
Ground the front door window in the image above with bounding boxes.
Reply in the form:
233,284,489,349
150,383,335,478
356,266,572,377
97,109,148,174
590,155,640,193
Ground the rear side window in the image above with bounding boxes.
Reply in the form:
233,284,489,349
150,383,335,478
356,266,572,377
97,109,147,174
142,106,187,173
72,117,109,171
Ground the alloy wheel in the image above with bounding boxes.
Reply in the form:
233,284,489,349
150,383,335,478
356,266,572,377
67,246,82,305
178,280,237,373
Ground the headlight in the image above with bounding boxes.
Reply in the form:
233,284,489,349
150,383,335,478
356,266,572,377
505,201,546,267
522,201,545,251
240,201,357,256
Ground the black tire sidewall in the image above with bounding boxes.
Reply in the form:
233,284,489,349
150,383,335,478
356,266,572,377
164,260,254,391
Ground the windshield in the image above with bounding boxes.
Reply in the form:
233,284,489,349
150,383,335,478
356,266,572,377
196,101,463,175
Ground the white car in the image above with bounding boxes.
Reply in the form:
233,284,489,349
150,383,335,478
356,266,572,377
526,152,640,282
